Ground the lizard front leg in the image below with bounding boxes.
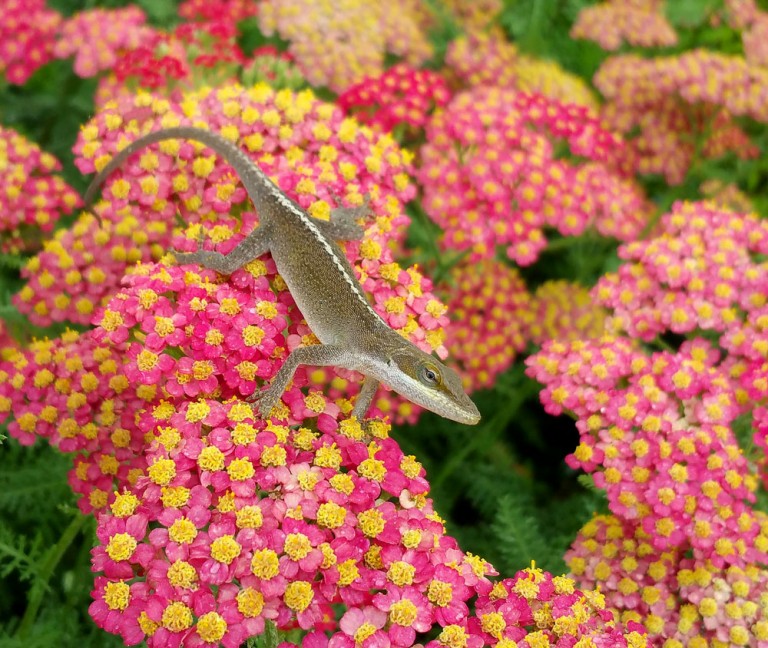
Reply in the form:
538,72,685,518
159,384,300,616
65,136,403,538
351,376,380,420
255,344,356,418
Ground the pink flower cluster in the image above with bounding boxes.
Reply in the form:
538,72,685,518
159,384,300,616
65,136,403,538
596,51,768,183
571,0,678,50
527,201,768,644
86,386,645,648
567,514,768,645
443,260,531,392
15,83,415,327
94,16,255,108
257,0,431,92
0,0,61,84
444,29,519,91
53,6,157,78
594,201,768,345
528,281,607,346
178,0,259,23
528,335,763,566
419,87,650,265
722,0,760,28
337,64,451,134
445,31,598,111
0,125,80,253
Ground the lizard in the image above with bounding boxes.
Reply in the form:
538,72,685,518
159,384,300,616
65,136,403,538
84,126,481,425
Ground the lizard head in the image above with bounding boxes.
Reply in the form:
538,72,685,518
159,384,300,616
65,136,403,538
384,346,481,425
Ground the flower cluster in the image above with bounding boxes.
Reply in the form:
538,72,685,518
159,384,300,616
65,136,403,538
529,334,764,563
257,0,431,92
15,82,416,327
594,201,768,346
528,281,607,346
86,388,646,647
0,328,147,513
419,87,649,265
337,64,451,134
596,51,768,183
722,0,759,28
0,125,80,253
441,0,502,30
444,29,519,92
444,31,598,110
94,16,253,109
53,6,157,78
571,0,678,51
527,201,768,645
442,260,531,392
0,0,61,84
699,179,754,213
178,0,259,23
567,514,768,646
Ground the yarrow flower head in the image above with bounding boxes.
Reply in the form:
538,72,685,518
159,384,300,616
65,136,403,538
528,281,608,346
440,0,502,30
571,0,678,51
0,125,80,253
0,0,61,84
178,0,259,23
445,30,598,111
85,398,649,646
528,335,763,566
419,87,650,265
338,64,451,134
53,6,157,78
594,201,768,347
94,18,256,108
567,513,768,646
257,0,432,92
596,51,768,184
443,260,532,392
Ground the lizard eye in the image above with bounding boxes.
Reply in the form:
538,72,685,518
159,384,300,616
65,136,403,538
420,364,441,386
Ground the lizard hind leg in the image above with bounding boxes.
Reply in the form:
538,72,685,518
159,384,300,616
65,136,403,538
316,193,373,241
173,222,272,275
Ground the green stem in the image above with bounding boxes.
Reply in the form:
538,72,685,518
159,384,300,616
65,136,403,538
17,513,88,639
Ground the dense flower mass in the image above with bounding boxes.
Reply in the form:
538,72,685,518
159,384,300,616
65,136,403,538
443,260,531,392
597,51,768,183
419,87,649,265
567,514,768,646
594,201,768,345
0,0,61,84
178,0,259,23
0,125,80,253
528,281,607,345
15,83,416,327
445,31,598,110
53,6,157,78
571,0,678,50
441,0,502,30
257,0,432,92
527,201,768,645
337,64,451,134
